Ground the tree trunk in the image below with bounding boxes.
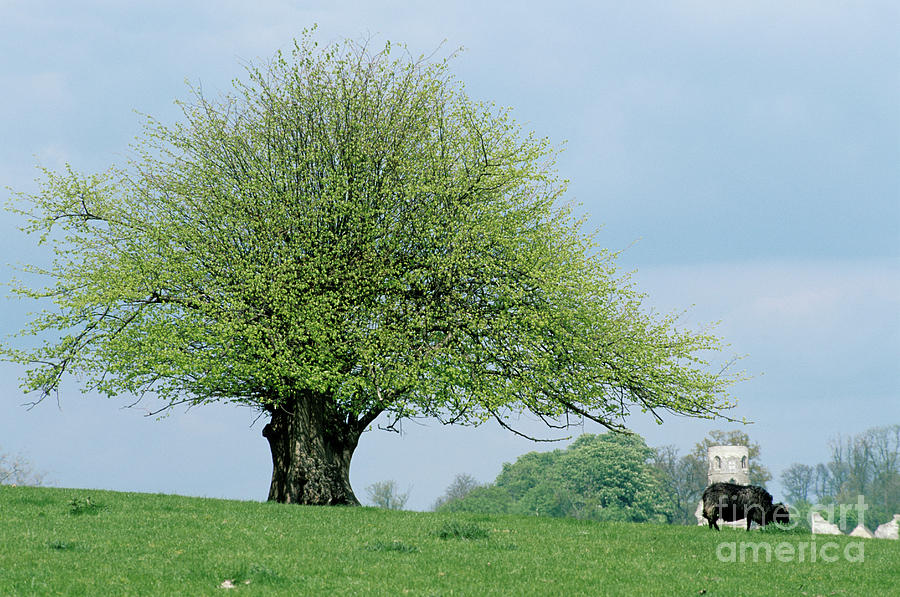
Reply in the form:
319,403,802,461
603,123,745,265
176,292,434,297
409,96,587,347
262,393,365,505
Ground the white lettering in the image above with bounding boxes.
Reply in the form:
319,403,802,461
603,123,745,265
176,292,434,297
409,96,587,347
774,542,794,562
820,542,839,563
844,542,865,563
716,542,736,562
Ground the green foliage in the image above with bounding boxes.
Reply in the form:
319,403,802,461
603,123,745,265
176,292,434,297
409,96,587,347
3,485,898,596
364,480,409,510
495,450,557,501
435,485,514,515
438,433,674,522
515,479,576,518
652,444,706,525
3,31,739,445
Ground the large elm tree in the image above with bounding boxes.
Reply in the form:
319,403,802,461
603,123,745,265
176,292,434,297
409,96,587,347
2,33,740,505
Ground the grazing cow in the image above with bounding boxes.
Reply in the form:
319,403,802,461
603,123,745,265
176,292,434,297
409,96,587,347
702,482,790,531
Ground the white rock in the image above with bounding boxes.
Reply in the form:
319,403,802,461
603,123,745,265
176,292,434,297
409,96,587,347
219,580,236,590
695,501,705,526
694,499,746,528
810,512,843,535
874,514,899,540
848,523,874,539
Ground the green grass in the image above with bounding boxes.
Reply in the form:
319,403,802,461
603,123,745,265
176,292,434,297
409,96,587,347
1,485,897,596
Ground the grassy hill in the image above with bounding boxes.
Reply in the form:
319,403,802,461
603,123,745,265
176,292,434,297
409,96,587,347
1,485,897,596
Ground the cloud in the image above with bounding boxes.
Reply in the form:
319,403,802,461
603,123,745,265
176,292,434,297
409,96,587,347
633,259,900,347
34,143,71,171
628,259,900,432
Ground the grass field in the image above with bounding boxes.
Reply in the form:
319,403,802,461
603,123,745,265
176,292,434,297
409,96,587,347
1,485,897,596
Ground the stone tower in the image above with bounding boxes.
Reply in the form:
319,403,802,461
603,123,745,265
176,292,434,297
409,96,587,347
696,445,751,526
707,445,750,485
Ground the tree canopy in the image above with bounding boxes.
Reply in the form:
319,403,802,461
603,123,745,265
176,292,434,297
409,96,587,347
3,32,740,504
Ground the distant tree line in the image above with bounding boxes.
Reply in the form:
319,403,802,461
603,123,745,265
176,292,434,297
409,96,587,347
352,425,899,528
431,429,772,525
780,424,899,529
433,433,675,523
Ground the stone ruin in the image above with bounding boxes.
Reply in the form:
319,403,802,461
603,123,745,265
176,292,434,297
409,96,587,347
873,514,900,540
706,445,751,485
811,512,899,540
695,445,751,528
810,511,843,535
849,523,875,539
693,445,899,539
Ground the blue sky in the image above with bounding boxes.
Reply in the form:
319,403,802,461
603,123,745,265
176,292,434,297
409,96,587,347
1,1,898,510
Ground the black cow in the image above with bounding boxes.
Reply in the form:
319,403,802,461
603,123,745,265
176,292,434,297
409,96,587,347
702,482,790,531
